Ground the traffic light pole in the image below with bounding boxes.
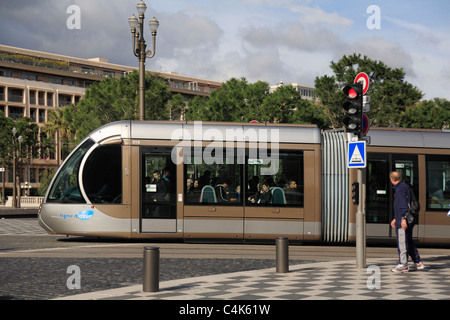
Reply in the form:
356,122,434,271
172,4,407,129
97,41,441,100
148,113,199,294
342,79,368,269
356,167,367,269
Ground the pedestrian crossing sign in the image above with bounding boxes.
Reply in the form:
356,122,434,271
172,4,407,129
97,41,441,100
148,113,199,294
348,141,366,168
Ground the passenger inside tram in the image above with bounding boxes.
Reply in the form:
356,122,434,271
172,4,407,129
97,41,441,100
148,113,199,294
185,173,303,206
284,180,302,205
248,182,272,205
184,149,304,207
186,179,201,202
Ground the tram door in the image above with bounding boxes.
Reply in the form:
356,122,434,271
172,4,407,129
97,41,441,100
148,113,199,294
140,147,177,233
366,153,418,238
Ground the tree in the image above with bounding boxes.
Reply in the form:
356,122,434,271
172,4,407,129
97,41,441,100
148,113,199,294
64,71,172,143
186,95,208,121
167,94,186,120
0,111,15,165
0,112,39,202
44,107,74,163
37,168,55,196
203,77,251,122
186,78,269,122
315,53,423,128
262,84,330,127
186,78,330,128
400,98,450,129
313,75,341,128
291,100,331,129
242,80,270,122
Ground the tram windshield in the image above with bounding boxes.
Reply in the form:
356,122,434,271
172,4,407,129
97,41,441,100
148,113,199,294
47,139,95,203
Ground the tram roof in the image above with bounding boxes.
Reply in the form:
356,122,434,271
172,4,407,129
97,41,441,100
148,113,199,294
89,120,322,145
368,128,450,149
89,121,449,149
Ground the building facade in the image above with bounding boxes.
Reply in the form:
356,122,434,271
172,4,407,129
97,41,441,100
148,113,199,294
269,81,317,100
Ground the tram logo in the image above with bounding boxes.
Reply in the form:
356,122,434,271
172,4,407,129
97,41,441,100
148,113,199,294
78,209,94,221
59,209,94,221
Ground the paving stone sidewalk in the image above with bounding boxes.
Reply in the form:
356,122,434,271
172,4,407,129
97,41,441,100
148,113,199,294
55,255,450,300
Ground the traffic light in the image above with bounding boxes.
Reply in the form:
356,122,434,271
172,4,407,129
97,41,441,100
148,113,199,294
342,83,363,138
352,182,359,205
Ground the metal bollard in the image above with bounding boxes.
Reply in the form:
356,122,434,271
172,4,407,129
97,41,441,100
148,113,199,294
276,237,289,273
143,246,160,292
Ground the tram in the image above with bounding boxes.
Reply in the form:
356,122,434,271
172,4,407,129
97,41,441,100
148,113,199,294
38,121,450,244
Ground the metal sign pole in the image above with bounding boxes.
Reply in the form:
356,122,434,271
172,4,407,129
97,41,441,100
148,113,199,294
356,168,367,269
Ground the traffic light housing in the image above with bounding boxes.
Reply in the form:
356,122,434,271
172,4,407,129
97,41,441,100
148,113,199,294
352,182,359,205
342,83,363,138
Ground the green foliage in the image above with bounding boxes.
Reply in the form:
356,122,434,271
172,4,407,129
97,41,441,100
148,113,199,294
0,112,40,195
46,71,172,144
37,169,55,196
0,112,39,165
167,94,187,120
187,77,257,122
73,71,171,140
400,98,450,129
315,53,425,128
186,77,330,128
0,111,15,164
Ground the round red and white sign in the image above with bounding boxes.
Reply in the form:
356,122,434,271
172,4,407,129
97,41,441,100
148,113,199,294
354,72,370,95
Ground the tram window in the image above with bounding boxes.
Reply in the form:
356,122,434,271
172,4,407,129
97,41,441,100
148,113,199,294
83,145,122,204
47,139,95,203
426,155,450,211
247,150,304,207
184,148,243,205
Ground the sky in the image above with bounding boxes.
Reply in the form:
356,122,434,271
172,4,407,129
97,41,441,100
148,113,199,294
1,0,449,100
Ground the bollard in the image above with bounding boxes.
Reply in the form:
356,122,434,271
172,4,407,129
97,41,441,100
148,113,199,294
143,246,160,292
276,237,289,273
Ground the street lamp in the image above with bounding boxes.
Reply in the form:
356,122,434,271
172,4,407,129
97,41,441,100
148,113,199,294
128,1,160,121
12,127,23,208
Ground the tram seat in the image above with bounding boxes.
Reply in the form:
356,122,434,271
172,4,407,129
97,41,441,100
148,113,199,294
270,187,286,205
200,185,217,203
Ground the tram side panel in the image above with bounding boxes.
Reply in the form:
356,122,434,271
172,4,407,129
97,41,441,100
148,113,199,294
243,145,322,241
303,148,322,241
130,143,141,237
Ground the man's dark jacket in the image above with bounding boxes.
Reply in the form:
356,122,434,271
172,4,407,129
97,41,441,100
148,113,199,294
393,181,411,228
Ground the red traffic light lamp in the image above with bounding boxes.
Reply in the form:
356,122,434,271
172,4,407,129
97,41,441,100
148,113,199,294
342,83,363,138
343,83,363,101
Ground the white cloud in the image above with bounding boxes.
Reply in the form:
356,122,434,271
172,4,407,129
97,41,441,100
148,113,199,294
286,5,353,29
343,37,416,77
385,16,442,48
157,12,222,54
241,17,348,52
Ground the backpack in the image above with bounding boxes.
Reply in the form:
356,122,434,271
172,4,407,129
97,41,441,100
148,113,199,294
406,187,420,224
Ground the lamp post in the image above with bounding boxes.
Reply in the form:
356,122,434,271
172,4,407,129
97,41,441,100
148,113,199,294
12,127,23,208
128,1,160,121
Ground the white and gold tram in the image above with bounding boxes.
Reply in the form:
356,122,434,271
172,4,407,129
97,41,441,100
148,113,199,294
38,121,450,244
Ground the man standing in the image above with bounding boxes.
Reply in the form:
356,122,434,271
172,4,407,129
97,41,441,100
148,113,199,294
389,171,424,273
